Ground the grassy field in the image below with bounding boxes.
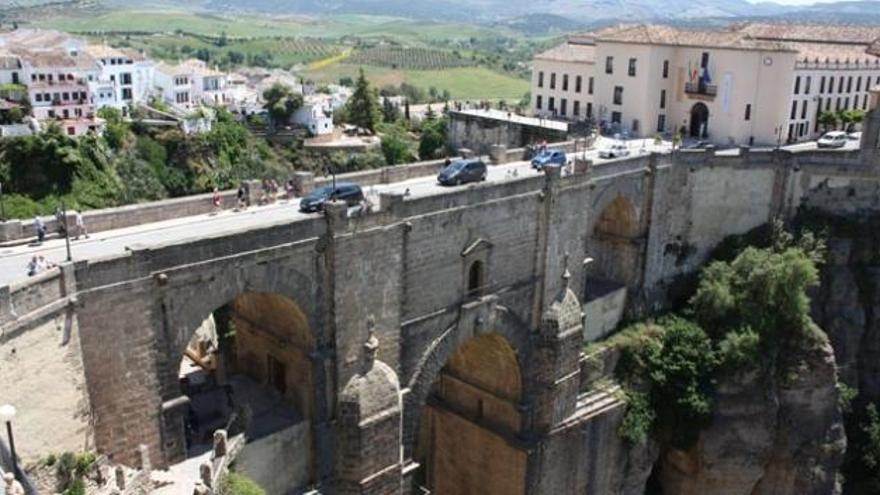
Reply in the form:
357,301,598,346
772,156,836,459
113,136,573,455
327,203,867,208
35,11,518,43
304,65,529,100
33,9,534,100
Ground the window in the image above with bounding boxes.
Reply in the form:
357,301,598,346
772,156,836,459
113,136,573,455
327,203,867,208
536,94,542,110
857,76,862,92
467,260,485,297
745,104,751,121
790,100,797,120
805,76,811,95
62,109,69,119
588,77,594,95
605,56,613,74
794,76,801,94
62,92,69,101
66,126,75,136
854,95,859,109
548,97,555,112
611,111,621,124
122,88,132,100
628,58,637,77
659,89,666,109
35,93,43,102
550,73,556,90
267,355,287,394
573,100,580,116
845,97,850,109
48,110,55,118
632,119,639,133
662,60,669,78
560,98,567,116
657,114,666,132
801,100,808,120
538,71,544,88
575,75,582,93
820,76,826,93
847,76,853,93
562,74,569,91
838,77,844,93
613,86,623,105
121,73,132,85
701,52,710,69
586,102,593,118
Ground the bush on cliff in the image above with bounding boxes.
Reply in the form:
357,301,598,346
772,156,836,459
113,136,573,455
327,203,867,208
617,232,824,448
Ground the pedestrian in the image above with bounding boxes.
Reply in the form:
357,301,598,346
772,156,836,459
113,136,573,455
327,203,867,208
34,214,45,244
27,255,39,276
236,184,247,210
285,179,296,200
211,187,222,215
54,207,66,237
74,210,88,239
270,179,280,201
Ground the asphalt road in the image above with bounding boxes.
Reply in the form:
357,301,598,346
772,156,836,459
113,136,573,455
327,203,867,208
0,137,669,287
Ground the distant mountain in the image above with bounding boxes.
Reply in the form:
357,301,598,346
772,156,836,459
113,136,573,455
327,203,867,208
98,0,880,26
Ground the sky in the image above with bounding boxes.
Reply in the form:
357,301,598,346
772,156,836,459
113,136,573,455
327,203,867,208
748,0,875,4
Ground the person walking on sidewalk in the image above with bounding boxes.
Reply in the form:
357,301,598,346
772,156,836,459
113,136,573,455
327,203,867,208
211,187,222,215
74,210,89,239
34,214,45,244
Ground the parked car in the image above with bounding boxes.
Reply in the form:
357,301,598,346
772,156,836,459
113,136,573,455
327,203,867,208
599,143,630,159
686,140,713,149
817,131,848,148
531,150,567,170
437,159,487,186
299,183,364,213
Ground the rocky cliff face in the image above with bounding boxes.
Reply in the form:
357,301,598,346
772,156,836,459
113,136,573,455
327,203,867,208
813,237,880,403
657,334,846,495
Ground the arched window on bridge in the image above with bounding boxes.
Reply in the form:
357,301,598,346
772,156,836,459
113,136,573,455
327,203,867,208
467,260,485,297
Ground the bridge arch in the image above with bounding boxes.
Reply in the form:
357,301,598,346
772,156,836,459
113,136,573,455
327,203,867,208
404,302,532,494
588,193,644,290
158,261,329,492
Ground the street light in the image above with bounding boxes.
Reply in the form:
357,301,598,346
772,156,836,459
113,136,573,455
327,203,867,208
61,201,72,262
0,404,19,481
0,181,6,222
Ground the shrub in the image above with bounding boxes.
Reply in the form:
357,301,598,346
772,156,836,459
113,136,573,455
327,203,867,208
619,391,654,445
716,327,760,371
221,472,266,495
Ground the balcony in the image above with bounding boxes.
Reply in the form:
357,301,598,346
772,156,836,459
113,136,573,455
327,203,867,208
684,82,717,98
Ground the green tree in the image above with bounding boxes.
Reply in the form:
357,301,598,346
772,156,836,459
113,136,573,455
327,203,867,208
818,110,838,132
380,128,411,165
97,107,130,150
381,97,400,123
345,68,380,133
262,83,303,129
418,117,447,160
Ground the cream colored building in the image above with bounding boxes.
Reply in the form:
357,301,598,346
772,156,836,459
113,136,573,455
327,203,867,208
532,23,880,146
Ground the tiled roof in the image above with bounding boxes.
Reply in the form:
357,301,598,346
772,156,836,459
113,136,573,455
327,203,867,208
84,44,146,62
535,42,595,63
732,22,880,45
19,49,98,70
788,41,880,63
590,24,794,52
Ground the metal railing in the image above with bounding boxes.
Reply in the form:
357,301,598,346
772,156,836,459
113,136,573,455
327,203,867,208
684,82,717,97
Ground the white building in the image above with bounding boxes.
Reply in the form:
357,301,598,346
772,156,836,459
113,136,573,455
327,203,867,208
154,59,229,111
531,23,880,146
292,95,334,136
84,45,155,114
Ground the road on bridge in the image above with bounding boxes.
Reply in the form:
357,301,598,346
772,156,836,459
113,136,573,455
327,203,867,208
0,137,667,287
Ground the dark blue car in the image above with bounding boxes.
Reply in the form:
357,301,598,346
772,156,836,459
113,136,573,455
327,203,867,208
530,150,566,170
299,183,364,213
438,159,487,186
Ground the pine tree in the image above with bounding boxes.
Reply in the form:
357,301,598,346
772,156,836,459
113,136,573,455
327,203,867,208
404,100,411,121
346,68,380,134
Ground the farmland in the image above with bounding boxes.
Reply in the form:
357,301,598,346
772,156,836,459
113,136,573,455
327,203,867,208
27,7,544,101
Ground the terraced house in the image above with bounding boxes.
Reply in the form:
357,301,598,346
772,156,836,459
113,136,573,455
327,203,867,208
532,23,880,146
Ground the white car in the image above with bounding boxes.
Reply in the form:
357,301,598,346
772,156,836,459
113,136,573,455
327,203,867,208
847,131,862,141
599,143,631,159
817,131,848,148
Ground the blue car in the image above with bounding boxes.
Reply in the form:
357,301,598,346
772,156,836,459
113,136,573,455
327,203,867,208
530,150,567,170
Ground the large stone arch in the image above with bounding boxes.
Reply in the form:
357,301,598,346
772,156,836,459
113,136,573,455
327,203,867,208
402,299,532,467
588,190,644,290
153,256,333,489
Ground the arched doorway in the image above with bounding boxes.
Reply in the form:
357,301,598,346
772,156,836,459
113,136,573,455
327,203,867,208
414,333,526,495
591,196,641,288
690,102,709,138
178,292,317,494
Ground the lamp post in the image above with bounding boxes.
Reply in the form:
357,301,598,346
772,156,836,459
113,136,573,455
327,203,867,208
0,181,6,222
61,202,71,262
0,404,19,481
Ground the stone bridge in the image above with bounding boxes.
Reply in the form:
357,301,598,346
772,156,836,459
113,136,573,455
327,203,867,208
2,95,880,495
